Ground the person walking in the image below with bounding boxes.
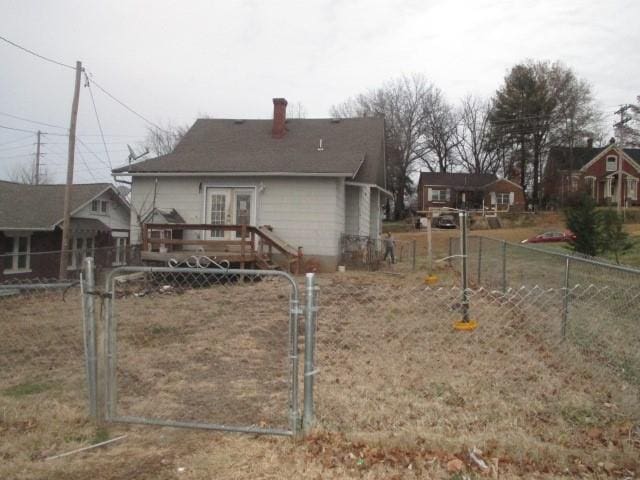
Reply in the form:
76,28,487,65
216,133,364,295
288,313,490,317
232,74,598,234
383,232,395,264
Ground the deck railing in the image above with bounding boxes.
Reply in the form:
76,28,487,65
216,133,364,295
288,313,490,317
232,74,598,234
141,223,302,273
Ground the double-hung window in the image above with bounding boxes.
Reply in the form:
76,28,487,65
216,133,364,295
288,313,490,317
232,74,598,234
91,199,108,215
431,189,448,202
496,192,510,205
113,237,128,266
68,236,95,270
606,156,617,172
2,234,31,273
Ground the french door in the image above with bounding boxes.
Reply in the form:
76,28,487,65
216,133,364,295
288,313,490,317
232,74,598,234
206,188,254,240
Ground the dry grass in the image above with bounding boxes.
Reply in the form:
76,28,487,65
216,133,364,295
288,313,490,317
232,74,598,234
1,263,639,479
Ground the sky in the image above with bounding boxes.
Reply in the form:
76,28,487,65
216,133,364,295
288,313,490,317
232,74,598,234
1,0,638,184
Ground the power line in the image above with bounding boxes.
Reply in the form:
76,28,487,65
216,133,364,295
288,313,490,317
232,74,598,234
84,73,112,169
0,111,68,130
86,71,167,133
76,137,114,172
0,142,34,152
0,34,75,70
0,124,39,134
0,134,34,146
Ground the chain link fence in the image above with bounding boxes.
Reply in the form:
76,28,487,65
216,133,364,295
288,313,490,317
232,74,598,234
94,264,306,436
312,273,640,471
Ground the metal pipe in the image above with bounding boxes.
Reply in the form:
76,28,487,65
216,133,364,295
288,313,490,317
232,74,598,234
502,240,507,293
82,258,97,418
561,257,571,339
460,212,469,322
302,273,316,432
477,236,483,285
289,294,300,436
411,239,416,271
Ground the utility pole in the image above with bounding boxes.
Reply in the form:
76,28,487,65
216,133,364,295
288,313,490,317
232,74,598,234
614,105,632,213
35,130,41,185
59,60,83,279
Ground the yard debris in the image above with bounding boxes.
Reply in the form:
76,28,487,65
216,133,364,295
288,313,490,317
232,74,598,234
44,434,128,461
468,446,490,474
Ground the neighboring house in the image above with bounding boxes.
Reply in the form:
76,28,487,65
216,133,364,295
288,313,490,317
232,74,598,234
543,142,640,207
417,172,526,212
112,98,389,271
0,181,130,280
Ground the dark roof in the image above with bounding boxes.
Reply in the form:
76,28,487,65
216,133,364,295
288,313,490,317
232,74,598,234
0,181,113,230
113,117,386,187
70,218,110,233
419,172,502,190
548,146,640,171
143,208,186,224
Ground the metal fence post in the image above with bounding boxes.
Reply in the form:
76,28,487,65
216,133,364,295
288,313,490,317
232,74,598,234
460,212,470,322
561,257,571,339
448,237,453,267
411,239,416,271
501,240,507,293
82,257,98,419
288,292,300,436
477,236,483,285
303,273,317,432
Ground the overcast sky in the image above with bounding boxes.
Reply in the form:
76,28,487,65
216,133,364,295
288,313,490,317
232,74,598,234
1,0,638,184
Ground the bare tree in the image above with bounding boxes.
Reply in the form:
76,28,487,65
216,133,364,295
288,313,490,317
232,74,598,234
142,123,189,157
455,95,501,174
422,88,460,173
331,74,434,219
8,161,50,184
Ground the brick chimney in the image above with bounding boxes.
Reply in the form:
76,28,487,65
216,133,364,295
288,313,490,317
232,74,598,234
272,98,288,139
587,137,593,148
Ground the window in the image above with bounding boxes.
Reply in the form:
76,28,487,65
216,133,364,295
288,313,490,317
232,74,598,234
148,229,172,252
496,192,510,205
584,177,596,198
430,189,448,202
606,156,617,172
68,236,94,270
627,178,638,200
113,237,128,266
91,199,108,215
2,234,31,273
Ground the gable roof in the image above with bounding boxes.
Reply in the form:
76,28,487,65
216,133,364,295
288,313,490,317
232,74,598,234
0,181,117,230
419,172,502,190
548,145,640,171
112,117,386,187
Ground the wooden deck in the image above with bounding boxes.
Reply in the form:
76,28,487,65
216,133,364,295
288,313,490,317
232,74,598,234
141,223,302,273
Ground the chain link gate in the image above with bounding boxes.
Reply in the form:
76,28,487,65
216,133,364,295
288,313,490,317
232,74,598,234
82,261,316,437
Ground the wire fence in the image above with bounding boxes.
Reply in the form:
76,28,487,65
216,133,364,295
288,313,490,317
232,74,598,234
449,235,640,385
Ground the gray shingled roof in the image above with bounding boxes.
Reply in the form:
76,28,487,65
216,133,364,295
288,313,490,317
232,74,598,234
0,181,112,230
548,146,640,170
113,117,386,187
419,172,500,189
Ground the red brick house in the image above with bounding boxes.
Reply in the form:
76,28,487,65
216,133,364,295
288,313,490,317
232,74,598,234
543,143,640,207
0,181,131,281
417,172,526,212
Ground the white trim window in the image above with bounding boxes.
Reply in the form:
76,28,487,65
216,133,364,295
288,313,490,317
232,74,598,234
68,236,95,270
2,234,31,273
606,156,617,172
496,192,510,205
584,176,596,198
91,199,109,215
113,237,128,266
429,188,449,202
627,178,638,200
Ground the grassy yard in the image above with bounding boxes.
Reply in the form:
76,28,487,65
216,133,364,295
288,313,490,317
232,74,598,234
1,264,639,479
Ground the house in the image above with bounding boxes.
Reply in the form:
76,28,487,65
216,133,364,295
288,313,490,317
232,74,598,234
543,142,640,207
0,181,130,280
417,172,526,212
112,98,389,271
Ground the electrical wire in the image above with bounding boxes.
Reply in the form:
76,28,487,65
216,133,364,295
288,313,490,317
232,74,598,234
0,134,34,146
84,73,112,169
0,35,75,70
86,72,168,133
0,111,68,130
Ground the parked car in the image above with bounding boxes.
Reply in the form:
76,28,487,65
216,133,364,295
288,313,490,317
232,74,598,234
435,215,457,229
521,230,575,244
